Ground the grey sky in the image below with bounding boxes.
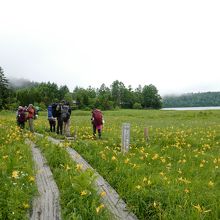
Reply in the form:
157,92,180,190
0,0,220,95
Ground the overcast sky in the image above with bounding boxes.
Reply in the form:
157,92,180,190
0,0,220,95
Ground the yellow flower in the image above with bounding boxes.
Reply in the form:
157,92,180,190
159,172,165,176
163,176,168,181
101,154,106,160
135,185,141,190
76,164,83,171
29,176,35,182
178,177,191,184
111,156,117,161
193,204,211,213
143,177,148,182
161,158,166,163
208,181,214,187
184,188,190,193
152,154,159,160
3,155,8,159
65,164,71,171
80,190,88,196
96,204,105,213
124,158,129,164
147,180,152,185
12,170,19,179
193,204,202,212
132,163,137,168
100,191,106,197
23,203,30,209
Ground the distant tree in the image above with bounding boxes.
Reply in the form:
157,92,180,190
0,67,10,109
142,84,162,109
86,86,97,108
111,80,126,108
64,92,73,105
96,83,113,110
134,85,143,105
58,85,69,101
133,102,142,109
73,87,89,109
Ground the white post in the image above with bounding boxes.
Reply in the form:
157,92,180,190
121,123,130,153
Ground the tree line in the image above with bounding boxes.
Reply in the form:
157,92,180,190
0,66,162,110
162,92,220,107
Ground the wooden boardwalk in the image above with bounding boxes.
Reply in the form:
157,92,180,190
27,140,61,220
47,136,138,220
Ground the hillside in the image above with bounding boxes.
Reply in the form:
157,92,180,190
162,92,220,107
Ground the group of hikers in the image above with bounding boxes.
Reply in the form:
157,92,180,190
16,104,37,132
16,100,104,138
48,100,72,136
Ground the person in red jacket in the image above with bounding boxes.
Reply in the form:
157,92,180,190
91,108,104,139
27,104,35,132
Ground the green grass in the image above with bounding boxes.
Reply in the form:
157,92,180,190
1,109,220,219
35,137,111,219
70,109,220,219
0,116,37,220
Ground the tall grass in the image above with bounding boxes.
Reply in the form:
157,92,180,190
70,109,220,219
0,115,37,219
1,109,220,219
35,137,111,219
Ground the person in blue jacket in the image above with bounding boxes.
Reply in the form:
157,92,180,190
48,105,56,132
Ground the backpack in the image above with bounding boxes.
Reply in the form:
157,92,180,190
92,109,103,125
52,103,58,117
17,108,26,122
61,105,70,122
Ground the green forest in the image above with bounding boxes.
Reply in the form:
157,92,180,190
0,66,162,110
0,66,219,110
163,92,220,107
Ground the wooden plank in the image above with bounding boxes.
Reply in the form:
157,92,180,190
26,140,61,220
35,133,138,219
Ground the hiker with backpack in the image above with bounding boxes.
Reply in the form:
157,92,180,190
16,106,26,129
91,108,104,139
27,104,35,132
47,105,56,132
61,101,71,137
55,102,63,135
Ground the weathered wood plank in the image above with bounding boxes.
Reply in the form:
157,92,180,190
45,136,138,220
27,140,61,220
66,147,138,220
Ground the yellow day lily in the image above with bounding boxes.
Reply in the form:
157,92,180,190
23,203,30,209
208,181,214,187
100,191,107,197
12,170,19,179
76,164,83,171
29,176,35,182
80,190,88,196
96,204,105,213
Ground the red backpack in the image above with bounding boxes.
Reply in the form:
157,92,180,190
92,109,103,125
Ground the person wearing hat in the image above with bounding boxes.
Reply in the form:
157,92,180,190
16,106,26,129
